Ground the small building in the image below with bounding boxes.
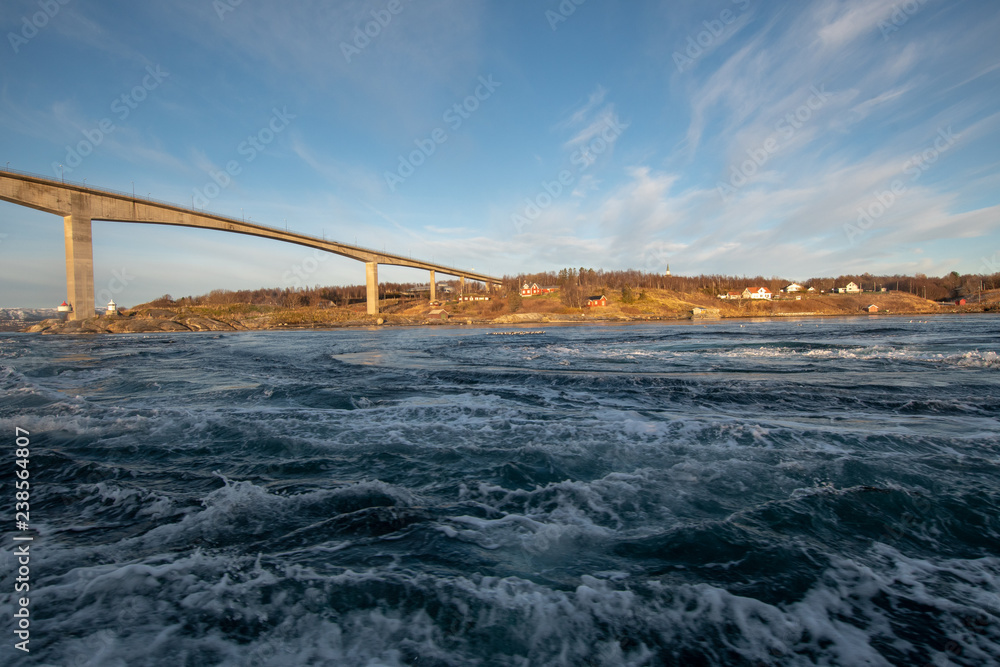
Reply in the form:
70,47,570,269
428,309,449,321
57,300,72,321
106,299,118,315
783,283,804,293
520,283,558,297
836,282,861,294
865,304,879,313
458,294,490,302
742,287,772,300
586,295,608,307
721,291,742,300
807,287,816,293
957,298,967,305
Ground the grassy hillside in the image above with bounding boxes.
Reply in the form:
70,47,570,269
24,287,977,335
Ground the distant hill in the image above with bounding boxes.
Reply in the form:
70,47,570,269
0,308,58,331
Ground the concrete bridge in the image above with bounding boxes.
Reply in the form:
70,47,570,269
0,170,502,319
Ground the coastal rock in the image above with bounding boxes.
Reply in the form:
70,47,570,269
180,317,235,331
44,318,110,334
495,313,545,323
137,308,178,319
104,318,190,333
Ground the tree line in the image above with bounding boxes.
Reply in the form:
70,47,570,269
501,268,1000,304
141,268,1000,310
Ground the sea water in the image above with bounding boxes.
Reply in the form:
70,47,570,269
1,315,998,666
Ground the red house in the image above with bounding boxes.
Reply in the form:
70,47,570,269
520,283,559,297
586,295,607,307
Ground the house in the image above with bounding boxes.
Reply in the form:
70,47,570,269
725,291,743,300
586,295,608,307
742,287,772,300
807,287,816,292
783,283,804,293
428,309,449,321
864,304,879,313
521,283,558,297
458,294,491,302
836,282,862,294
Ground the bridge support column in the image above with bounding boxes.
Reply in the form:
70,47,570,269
64,195,94,321
366,262,378,315
459,276,465,294
429,270,436,302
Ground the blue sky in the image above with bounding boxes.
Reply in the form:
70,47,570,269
1,0,999,307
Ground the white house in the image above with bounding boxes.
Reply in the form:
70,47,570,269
783,283,804,293
742,286,772,300
836,282,862,294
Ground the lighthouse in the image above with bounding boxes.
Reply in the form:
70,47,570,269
57,301,72,322
106,299,118,316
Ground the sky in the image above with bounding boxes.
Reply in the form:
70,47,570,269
1,0,999,307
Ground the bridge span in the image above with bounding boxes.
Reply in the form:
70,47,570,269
0,170,502,320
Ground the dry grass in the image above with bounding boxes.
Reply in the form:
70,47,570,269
124,287,955,330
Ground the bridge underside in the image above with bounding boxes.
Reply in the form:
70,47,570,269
0,173,502,320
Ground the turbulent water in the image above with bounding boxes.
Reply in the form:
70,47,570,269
1,315,999,666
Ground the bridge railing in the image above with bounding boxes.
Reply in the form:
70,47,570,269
0,166,496,280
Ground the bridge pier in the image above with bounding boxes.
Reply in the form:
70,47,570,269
64,194,94,321
459,276,465,294
366,262,378,315
429,270,436,302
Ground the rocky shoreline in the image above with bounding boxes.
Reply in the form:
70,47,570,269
13,287,997,335
19,307,995,335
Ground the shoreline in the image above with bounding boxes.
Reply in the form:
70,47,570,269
11,307,995,336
